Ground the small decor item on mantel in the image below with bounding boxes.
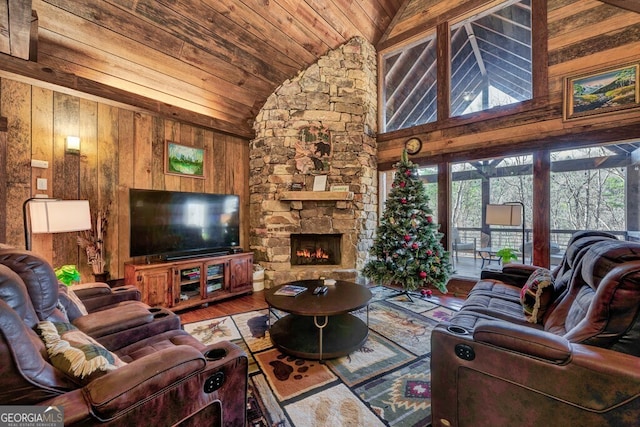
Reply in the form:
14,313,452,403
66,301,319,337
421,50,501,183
312,175,327,191
54,265,81,286
77,206,109,282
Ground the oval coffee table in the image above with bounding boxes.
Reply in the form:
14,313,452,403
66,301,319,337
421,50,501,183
265,279,372,361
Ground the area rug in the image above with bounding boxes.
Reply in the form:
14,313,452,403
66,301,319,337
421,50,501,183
183,286,456,427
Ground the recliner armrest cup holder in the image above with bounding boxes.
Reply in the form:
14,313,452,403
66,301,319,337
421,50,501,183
447,325,469,335
148,307,171,319
204,348,227,361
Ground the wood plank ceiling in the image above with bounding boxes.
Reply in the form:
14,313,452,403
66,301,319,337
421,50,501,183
1,0,404,138
0,0,637,138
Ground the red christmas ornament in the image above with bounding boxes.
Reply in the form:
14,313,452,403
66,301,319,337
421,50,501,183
420,289,428,296
412,243,419,250
419,271,427,279
426,249,433,256
404,235,411,242
401,198,407,204
405,170,411,176
400,181,406,188
426,216,433,223
426,289,433,297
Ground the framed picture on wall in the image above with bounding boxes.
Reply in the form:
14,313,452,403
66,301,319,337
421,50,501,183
563,63,639,121
164,141,206,178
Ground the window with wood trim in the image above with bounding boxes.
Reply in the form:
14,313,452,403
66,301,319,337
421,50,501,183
381,35,437,132
450,0,532,116
380,0,537,132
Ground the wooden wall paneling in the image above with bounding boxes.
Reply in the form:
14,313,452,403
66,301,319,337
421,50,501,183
30,86,54,257
2,80,31,248
547,41,640,95
77,98,98,279
97,103,119,279
151,116,165,190
164,120,181,191
210,133,227,194
179,123,195,193
0,127,5,243
225,136,250,249
116,109,135,277
202,129,214,194
193,126,205,194
52,92,80,267
548,2,628,43
131,112,152,190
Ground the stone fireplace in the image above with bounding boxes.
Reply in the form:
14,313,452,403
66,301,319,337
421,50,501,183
249,37,378,289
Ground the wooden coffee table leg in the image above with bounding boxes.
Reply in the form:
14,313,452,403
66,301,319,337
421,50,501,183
314,315,329,362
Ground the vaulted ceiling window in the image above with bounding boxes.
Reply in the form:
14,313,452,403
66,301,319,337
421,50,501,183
450,0,532,116
381,35,437,132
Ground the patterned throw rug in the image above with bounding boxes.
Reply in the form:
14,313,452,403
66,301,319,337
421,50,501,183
183,286,456,427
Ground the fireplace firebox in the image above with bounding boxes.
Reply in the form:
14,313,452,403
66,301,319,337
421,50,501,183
291,234,341,266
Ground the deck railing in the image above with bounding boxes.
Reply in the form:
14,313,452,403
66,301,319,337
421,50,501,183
454,227,628,253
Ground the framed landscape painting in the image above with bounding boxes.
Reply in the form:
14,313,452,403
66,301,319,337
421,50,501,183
165,141,206,178
563,63,639,120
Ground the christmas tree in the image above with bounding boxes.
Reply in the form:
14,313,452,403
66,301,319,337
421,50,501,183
363,150,452,293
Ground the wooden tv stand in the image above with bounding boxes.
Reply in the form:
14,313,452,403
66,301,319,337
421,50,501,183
124,252,253,311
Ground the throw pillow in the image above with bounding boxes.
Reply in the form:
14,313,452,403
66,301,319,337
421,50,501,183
37,321,126,384
520,268,555,324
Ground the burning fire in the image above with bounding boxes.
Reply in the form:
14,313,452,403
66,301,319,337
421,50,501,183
296,247,330,260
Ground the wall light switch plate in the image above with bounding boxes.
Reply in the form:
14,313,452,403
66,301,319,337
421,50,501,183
36,178,48,190
31,159,49,169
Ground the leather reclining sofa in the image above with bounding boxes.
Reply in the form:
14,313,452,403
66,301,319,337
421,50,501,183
0,249,247,426
431,231,640,426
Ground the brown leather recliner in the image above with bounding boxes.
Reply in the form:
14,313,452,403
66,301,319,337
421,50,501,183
431,234,640,426
0,249,179,350
0,263,248,426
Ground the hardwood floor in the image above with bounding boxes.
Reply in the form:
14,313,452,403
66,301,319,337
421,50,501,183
177,286,467,324
178,291,269,324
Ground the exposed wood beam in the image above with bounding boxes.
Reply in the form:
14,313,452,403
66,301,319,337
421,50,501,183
1,0,33,59
0,53,253,138
600,0,640,13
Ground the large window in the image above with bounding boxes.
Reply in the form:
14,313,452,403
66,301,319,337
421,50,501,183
380,0,534,132
381,36,437,132
450,155,533,276
450,0,532,116
550,144,631,246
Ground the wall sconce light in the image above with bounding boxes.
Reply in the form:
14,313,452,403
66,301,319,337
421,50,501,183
65,136,81,154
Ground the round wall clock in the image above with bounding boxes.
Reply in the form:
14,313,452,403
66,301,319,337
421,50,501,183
404,137,422,155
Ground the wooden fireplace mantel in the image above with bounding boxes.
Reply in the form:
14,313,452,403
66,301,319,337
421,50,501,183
280,191,354,201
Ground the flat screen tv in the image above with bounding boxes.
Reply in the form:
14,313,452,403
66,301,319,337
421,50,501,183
129,189,240,259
